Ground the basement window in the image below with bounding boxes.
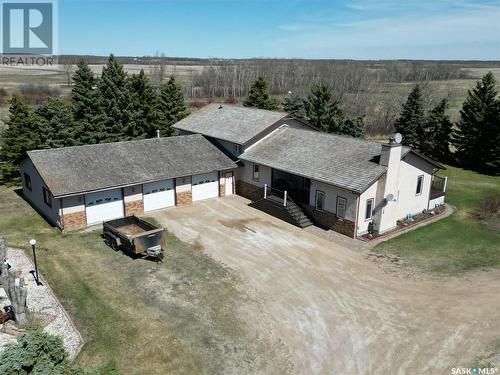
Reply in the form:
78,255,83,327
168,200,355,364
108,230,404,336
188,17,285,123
365,198,374,220
42,187,52,208
336,197,347,219
24,173,32,191
253,164,260,182
416,175,424,196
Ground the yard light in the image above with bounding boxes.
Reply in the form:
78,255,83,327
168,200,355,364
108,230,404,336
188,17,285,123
29,239,42,286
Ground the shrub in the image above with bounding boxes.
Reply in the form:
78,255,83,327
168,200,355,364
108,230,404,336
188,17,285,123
19,83,61,105
0,326,122,375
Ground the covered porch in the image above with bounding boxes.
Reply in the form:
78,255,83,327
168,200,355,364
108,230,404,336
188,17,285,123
270,168,311,205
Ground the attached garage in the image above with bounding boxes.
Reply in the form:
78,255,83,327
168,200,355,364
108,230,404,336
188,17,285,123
143,179,175,212
85,188,124,225
22,134,236,231
192,172,219,201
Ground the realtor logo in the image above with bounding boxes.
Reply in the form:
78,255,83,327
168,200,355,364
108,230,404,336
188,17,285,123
1,0,56,54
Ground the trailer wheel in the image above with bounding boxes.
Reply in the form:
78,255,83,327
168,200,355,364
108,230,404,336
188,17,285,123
110,240,119,251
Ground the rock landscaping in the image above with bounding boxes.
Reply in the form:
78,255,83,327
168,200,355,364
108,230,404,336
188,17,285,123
0,247,83,359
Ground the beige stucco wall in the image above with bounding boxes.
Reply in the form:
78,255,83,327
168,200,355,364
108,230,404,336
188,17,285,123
309,180,358,222
395,153,434,219
20,159,62,227
357,180,378,235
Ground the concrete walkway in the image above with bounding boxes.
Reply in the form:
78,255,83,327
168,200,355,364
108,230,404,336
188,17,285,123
305,203,455,251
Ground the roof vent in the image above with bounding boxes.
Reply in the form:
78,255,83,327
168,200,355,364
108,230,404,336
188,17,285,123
219,104,223,109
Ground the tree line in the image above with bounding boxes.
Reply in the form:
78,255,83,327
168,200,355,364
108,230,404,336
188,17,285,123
0,55,189,184
394,72,499,174
0,62,498,185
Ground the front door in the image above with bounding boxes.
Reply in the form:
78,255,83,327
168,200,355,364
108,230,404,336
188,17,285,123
225,172,233,195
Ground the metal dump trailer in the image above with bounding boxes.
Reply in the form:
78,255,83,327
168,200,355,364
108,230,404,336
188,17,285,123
103,216,166,261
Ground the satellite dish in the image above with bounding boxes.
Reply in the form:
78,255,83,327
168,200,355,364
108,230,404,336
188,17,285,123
386,193,394,201
394,133,403,144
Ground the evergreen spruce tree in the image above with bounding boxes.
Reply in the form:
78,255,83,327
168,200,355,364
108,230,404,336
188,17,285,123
157,75,189,136
486,100,500,173
35,98,79,149
394,84,425,149
453,72,500,173
96,54,133,142
303,84,344,133
127,69,161,138
243,76,278,110
338,117,364,138
420,99,453,162
71,59,101,144
0,95,39,185
282,95,306,119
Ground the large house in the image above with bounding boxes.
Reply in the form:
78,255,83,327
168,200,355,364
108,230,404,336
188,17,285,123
20,104,447,238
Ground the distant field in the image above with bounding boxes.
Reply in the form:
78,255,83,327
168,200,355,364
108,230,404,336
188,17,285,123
1,59,499,131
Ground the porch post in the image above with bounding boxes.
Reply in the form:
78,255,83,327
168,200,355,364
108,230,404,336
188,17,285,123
284,190,287,206
443,176,448,192
264,184,267,199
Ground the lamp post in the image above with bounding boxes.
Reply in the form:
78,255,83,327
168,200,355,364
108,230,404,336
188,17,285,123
29,239,42,286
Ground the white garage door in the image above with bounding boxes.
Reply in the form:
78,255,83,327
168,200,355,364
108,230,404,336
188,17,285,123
192,172,219,202
143,179,175,212
85,188,124,225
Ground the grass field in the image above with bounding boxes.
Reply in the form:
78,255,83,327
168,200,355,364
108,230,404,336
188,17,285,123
375,166,500,274
0,187,282,374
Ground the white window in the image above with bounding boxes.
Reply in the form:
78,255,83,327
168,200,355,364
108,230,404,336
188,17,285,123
416,175,424,195
336,196,347,219
365,198,374,220
253,163,260,182
315,190,325,211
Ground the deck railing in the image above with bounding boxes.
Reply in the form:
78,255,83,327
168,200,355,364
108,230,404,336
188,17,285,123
430,175,447,199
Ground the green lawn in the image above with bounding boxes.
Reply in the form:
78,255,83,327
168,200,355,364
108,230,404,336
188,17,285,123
375,166,500,274
0,187,282,374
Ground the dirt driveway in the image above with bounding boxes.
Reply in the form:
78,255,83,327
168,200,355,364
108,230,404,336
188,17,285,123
149,196,500,374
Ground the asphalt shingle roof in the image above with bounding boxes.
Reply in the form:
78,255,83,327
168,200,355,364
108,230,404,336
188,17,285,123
28,134,236,197
173,103,288,144
240,127,393,193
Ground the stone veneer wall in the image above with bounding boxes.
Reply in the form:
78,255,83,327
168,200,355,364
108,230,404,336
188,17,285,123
125,200,144,216
235,180,262,201
219,183,225,197
301,205,356,238
62,211,87,231
176,191,192,206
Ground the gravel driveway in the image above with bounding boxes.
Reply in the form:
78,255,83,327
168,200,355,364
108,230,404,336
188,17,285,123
149,195,500,374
